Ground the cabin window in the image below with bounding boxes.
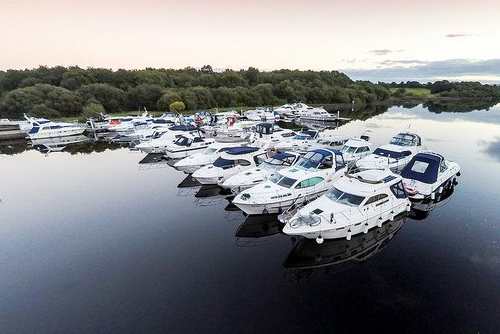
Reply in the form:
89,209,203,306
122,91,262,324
325,187,365,207
439,161,448,173
202,147,217,155
296,177,324,189
340,146,356,154
193,137,203,143
235,159,251,166
253,153,267,165
411,161,429,173
281,132,296,138
390,181,408,199
269,174,297,188
365,194,389,205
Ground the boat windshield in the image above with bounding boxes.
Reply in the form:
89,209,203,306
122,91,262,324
340,145,356,154
293,134,310,140
174,137,190,146
213,157,235,169
258,158,286,171
202,147,217,155
325,187,365,207
269,174,297,188
389,134,416,146
296,151,330,170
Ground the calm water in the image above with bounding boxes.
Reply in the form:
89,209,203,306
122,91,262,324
1,104,499,334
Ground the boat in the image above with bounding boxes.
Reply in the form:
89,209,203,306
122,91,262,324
164,135,216,159
299,107,339,122
275,130,319,152
356,132,423,172
295,135,351,154
26,119,86,139
282,103,313,119
232,149,348,215
134,125,201,154
408,184,455,220
251,123,296,149
221,152,301,193
192,146,269,185
283,213,406,270
280,169,411,243
338,137,373,165
401,152,460,201
173,138,252,174
244,107,278,121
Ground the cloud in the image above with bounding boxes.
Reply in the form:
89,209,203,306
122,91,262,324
342,58,500,83
369,49,403,56
445,34,471,38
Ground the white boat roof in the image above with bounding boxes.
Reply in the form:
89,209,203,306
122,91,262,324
343,138,372,147
335,170,402,195
376,143,412,152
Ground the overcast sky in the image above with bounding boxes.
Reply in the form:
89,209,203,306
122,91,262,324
1,0,499,83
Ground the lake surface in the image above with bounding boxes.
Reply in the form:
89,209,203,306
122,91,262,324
1,104,499,334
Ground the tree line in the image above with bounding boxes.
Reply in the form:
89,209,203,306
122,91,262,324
0,65,391,118
382,80,500,99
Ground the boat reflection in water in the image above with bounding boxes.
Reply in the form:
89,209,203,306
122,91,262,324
30,135,90,154
235,214,282,238
283,214,406,277
408,185,455,220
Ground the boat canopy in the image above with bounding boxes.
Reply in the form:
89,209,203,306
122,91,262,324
169,125,199,131
226,147,260,155
373,148,411,159
390,133,421,147
255,123,274,134
401,153,443,184
273,152,296,160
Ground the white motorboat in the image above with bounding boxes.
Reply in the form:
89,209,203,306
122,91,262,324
251,123,297,149
299,107,339,122
173,138,252,174
275,130,319,152
338,138,373,165
221,152,301,193
0,118,32,132
244,107,278,121
356,132,423,172
232,149,348,215
281,169,410,242
26,119,86,139
192,146,269,185
164,135,216,159
295,135,350,154
134,125,201,154
282,103,312,119
401,152,460,201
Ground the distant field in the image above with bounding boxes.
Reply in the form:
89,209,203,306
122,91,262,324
390,87,432,96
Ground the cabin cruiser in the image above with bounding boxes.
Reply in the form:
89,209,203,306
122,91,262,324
275,130,319,152
282,103,313,119
26,119,86,139
244,107,277,121
221,152,301,193
192,146,269,185
173,138,253,174
401,152,460,201
1,118,32,132
356,132,423,172
280,169,410,243
295,135,350,154
134,125,201,154
164,135,216,159
251,123,296,149
283,213,406,270
232,149,348,215
300,108,339,122
338,138,372,165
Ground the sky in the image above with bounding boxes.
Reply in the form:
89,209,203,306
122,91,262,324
0,0,499,83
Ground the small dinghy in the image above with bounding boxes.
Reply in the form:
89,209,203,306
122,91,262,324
401,152,460,201
280,169,410,242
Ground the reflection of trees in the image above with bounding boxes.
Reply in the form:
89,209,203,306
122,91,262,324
63,140,122,155
423,99,499,113
0,139,29,155
340,104,389,121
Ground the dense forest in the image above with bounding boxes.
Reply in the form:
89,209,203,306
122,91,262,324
0,65,391,118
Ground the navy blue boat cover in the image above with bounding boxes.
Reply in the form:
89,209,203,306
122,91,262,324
401,153,442,184
226,147,260,155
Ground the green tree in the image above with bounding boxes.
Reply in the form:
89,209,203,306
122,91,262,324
169,101,185,112
157,90,182,110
